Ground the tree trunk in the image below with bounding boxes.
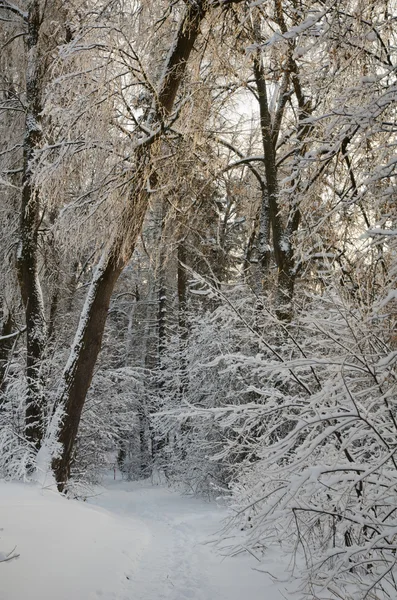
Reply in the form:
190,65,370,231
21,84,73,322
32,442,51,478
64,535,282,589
138,406,150,478
253,44,296,321
53,2,208,491
158,202,168,363
17,0,47,449
52,255,123,486
177,241,189,392
256,189,272,290
177,242,188,342
53,171,149,488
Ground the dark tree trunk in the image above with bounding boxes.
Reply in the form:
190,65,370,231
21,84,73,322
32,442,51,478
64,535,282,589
177,241,189,392
138,406,150,477
253,44,296,321
158,203,168,363
257,189,272,281
158,274,167,359
17,0,47,449
53,255,124,487
53,2,208,491
155,3,207,117
177,242,188,342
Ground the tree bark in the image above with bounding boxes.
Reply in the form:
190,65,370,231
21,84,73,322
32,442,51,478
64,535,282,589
17,0,47,449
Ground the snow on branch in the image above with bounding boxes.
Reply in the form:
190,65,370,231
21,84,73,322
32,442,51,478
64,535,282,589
0,1,27,20
0,547,20,563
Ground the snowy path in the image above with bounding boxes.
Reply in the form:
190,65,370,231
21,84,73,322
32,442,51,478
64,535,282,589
0,477,286,600
88,477,285,600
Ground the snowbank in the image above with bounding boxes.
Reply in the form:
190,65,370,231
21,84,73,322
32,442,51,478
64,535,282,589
0,481,150,600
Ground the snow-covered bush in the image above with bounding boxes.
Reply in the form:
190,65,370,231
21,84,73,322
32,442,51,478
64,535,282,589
0,368,33,480
70,366,148,485
216,291,397,599
153,273,397,599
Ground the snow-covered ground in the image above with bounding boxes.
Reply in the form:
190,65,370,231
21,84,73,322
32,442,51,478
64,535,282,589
0,476,287,600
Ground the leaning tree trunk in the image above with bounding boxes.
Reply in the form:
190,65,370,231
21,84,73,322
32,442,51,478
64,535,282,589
17,0,47,449
52,248,129,488
53,1,208,491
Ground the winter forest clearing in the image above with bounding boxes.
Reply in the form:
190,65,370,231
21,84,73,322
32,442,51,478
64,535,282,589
0,0,397,599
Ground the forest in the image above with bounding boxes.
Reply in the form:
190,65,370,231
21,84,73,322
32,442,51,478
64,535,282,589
0,0,396,598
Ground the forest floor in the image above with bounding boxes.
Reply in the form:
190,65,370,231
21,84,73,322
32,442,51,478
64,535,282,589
0,474,287,600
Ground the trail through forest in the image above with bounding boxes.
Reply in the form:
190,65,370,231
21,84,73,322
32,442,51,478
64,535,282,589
0,476,286,600
88,476,285,600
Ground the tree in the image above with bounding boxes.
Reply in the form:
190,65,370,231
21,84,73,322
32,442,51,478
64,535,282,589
51,0,217,490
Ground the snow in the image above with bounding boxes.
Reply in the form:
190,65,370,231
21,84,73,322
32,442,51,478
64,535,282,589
264,13,325,46
0,476,286,600
0,479,150,600
32,444,58,488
